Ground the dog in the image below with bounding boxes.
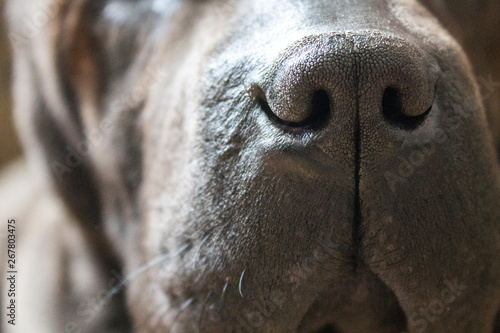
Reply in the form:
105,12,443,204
1,0,500,332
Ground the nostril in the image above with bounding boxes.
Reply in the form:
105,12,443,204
310,89,331,126
382,87,432,130
257,88,331,134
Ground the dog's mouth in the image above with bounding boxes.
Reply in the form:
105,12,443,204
304,312,407,333
295,259,408,333
301,317,345,332
313,324,339,333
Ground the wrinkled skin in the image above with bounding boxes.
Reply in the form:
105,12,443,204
4,0,500,332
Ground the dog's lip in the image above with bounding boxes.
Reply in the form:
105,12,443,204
295,258,410,333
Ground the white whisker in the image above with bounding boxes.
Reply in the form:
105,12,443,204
238,269,246,298
198,291,212,333
97,242,191,311
221,281,229,299
192,234,210,269
180,297,194,312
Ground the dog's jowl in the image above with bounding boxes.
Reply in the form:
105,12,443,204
2,0,500,332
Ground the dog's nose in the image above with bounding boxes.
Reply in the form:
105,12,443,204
261,33,437,131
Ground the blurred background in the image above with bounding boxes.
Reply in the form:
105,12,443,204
0,0,22,168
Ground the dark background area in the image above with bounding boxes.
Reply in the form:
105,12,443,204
0,0,22,168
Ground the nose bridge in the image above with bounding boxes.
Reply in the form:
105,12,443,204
296,0,397,33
